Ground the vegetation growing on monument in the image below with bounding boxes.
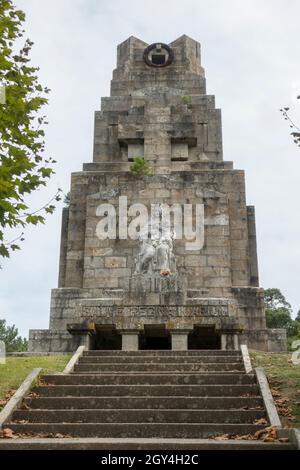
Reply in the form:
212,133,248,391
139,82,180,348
0,0,61,261
264,288,300,340
0,319,27,352
181,95,192,108
130,156,152,177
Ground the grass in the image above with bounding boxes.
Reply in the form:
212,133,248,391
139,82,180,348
0,355,70,408
251,351,300,427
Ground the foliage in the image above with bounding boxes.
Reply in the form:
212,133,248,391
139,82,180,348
0,318,27,352
287,332,300,351
182,95,192,107
63,191,70,207
264,288,292,311
130,156,152,177
0,0,61,261
264,288,300,337
266,309,299,337
280,97,300,148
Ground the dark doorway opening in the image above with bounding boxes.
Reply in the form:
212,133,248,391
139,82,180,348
92,325,122,350
151,54,166,65
188,325,221,350
139,324,171,350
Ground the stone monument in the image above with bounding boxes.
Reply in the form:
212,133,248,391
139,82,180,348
29,36,286,352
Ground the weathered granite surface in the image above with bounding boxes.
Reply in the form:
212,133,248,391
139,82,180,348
29,35,286,352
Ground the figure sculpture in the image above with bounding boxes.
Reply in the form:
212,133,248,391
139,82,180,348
134,234,177,276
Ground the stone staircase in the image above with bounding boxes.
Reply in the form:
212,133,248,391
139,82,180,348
0,350,293,449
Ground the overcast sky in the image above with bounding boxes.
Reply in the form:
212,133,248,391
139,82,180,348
1,0,300,337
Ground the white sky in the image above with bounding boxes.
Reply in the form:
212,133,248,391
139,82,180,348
1,0,300,337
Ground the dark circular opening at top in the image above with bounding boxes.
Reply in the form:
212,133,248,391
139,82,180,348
143,43,173,68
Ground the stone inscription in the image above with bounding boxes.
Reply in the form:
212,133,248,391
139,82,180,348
79,304,229,320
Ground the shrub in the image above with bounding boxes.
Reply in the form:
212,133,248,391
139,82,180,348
130,156,152,177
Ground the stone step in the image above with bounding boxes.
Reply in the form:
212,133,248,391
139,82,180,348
12,408,266,424
78,355,242,364
24,395,264,410
7,422,266,439
83,350,241,356
43,373,255,386
74,362,244,372
0,438,292,450
33,384,259,397
4,348,286,447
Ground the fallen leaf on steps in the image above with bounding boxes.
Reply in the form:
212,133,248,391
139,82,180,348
213,434,230,440
254,418,268,425
0,428,15,439
263,436,276,442
254,426,278,441
235,434,254,440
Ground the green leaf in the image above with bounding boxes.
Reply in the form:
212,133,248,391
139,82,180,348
0,0,57,261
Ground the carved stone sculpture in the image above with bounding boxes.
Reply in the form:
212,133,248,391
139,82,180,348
134,235,177,276
134,238,156,274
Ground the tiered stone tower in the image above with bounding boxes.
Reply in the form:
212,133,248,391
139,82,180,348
29,35,286,352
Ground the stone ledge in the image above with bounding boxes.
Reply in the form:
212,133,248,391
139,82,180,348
0,368,42,429
0,437,293,450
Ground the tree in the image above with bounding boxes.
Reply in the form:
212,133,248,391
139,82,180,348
266,309,299,337
280,97,300,148
264,288,292,311
295,310,300,323
264,288,299,337
0,318,27,351
0,1,61,261
63,191,70,207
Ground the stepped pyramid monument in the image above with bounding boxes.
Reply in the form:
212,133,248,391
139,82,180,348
29,35,286,353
